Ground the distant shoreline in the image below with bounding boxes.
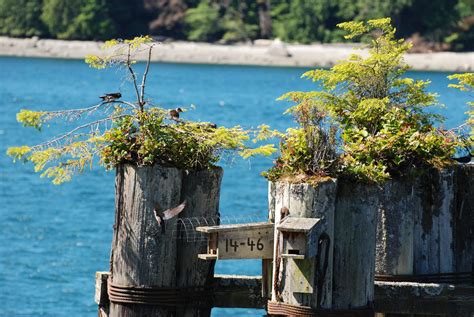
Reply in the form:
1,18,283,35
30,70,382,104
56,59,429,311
1,36,473,72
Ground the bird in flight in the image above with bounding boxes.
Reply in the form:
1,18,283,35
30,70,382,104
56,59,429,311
99,92,122,102
169,108,183,121
153,201,187,233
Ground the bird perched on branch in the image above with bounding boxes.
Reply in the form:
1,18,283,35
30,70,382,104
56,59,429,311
452,146,473,164
99,92,122,102
169,108,183,121
153,201,186,233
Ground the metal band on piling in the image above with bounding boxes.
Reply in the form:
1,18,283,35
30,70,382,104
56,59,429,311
375,271,474,284
267,301,374,317
108,283,212,307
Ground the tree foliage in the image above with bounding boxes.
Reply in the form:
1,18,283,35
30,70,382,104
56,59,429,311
448,72,474,147
0,0,472,50
7,36,275,184
265,18,460,183
0,0,46,37
41,0,115,40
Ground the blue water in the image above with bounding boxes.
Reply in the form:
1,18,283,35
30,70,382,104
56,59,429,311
0,56,470,316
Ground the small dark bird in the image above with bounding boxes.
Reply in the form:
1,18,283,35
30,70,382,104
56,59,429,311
208,123,217,129
452,146,473,164
169,108,183,121
99,92,122,102
153,201,186,233
452,155,472,164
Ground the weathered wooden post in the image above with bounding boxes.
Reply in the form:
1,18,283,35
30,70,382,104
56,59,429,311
375,165,474,316
332,181,379,311
108,164,222,317
268,180,335,313
267,179,378,315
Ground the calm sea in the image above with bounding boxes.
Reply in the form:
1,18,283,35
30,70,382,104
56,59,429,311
0,56,470,316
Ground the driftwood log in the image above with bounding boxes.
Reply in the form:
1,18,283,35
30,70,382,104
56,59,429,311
109,164,222,317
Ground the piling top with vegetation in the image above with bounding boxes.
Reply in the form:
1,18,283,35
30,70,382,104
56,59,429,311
264,18,468,184
7,36,274,184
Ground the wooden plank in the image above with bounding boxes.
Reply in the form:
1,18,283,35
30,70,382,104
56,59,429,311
281,253,305,260
375,281,474,316
212,274,266,308
216,225,274,259
454,164,474,273
95,271,110,306
376,178,416,276
198,254,218,260
414,169,456,275
196,222,273,233
176,167,223,317
96,272,474,313
332,181,379,309
277,217,320,232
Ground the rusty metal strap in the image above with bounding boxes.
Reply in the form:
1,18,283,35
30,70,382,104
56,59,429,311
375,271,474,284
108,283,212,307
267,301,374,317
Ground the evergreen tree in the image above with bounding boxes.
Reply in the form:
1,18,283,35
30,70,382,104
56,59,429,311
0,0,46,37
184,1,221,41
272,0,332,44
41,0,115,40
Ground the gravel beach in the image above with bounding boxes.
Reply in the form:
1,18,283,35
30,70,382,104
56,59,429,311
1,36,473,72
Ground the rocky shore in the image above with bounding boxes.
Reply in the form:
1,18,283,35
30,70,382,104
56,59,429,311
0,36,473,72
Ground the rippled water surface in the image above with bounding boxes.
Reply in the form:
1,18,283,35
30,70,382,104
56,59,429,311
0,56,470,316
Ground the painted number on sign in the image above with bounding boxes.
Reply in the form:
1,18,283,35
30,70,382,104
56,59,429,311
225,237,264,253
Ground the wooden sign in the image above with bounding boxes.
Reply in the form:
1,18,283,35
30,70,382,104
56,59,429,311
197,222,274,260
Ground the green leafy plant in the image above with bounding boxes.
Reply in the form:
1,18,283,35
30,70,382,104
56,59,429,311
7,36,275,184
266,18,460,183
448,72,474,147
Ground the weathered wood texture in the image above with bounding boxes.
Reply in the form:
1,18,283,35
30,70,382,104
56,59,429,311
376,177,417,275
414,169,455,275
375,281,474,317
332,181,379,309
270,180,337,309
109,164,222,317
212,274,266,308
454,164,474,273
176,168,223,317
376,165,474,277
97,271,474,314
376,165,474,317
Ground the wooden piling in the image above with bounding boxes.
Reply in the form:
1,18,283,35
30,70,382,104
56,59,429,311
108,164,222,317
269,180,337,309
176,167,223,317
332,181,379,310
375,165,474,317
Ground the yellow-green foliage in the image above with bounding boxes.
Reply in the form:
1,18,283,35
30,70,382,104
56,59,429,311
448,72,474,145
8,36,275,184
16,109,46,130
85,36,153,70
266,18,460,183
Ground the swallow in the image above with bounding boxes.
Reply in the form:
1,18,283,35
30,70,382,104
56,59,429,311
153,201,186,233
99,92,122,102
169,108,183,121
452,155,472,164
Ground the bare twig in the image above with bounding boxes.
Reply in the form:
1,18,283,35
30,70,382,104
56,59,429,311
126,44,141,106
30,115,128,151
140,45,153,108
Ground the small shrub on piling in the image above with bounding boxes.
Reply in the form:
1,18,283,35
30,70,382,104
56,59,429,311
265,18,461,183
7,36,275,184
